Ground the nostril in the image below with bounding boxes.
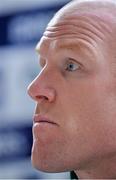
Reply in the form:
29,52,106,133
44,96,49,100
36,95,48,101
27,84,56,103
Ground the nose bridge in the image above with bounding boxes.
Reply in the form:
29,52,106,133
27,66,56,101
28,68,47,94
34,66,53,87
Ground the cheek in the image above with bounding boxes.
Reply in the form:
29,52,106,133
63,77,110,125
61,82,106,139
61,79,116,151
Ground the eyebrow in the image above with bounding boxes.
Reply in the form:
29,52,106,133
35,38,97,63
55,40,97,59
56,42,83,52
35,38,88,51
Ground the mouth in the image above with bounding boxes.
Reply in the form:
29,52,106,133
32,114,59,141
33,114,58,126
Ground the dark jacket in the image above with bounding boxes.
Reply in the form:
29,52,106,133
70,171,78,179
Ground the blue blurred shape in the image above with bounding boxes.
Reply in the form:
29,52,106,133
0,123,32,162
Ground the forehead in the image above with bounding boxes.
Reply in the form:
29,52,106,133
36,35,98,60
36,12,112,58
47,0,115,38
47,11,113,36
52,0,116,21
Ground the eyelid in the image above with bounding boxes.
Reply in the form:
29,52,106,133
66,58,83,67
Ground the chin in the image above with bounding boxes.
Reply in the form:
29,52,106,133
31,143,67,173
31,141,79,173
32,162,60,173
31,153,56,173
31,153,71,173
31,158,65,173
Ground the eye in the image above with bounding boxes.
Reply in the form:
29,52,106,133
65,59,80,72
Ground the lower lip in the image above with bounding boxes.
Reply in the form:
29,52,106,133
33,122,58,140
35,121,56,125
33,121,58,129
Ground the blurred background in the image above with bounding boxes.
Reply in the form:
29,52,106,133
0,0,71,179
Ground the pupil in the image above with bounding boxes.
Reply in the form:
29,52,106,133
69,64,73,69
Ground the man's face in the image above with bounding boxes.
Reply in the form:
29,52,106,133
28,11,116,173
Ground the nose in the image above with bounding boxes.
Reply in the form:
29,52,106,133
27,72,56,103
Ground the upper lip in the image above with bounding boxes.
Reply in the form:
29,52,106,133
33,114,58,126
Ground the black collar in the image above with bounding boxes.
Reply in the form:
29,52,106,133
70,171,78,179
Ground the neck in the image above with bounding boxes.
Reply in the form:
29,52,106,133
75,154,116,179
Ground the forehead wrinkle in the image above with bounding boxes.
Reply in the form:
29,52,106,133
53,37,99,61
43,27,103,53
37,13,113,61
45,23,104,44
36,34,98,64
47,14,112,39
44,19,104,52
67,14,113,34
43,33,98,53
44,13,114,57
